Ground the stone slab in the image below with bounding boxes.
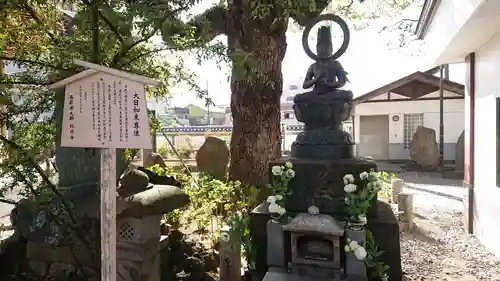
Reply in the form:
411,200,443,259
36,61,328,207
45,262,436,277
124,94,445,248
269,158,377,216
267,220,285,267
345,228,367,278
263,268,367,281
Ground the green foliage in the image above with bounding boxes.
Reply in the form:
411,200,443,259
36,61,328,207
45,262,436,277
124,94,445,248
0,0,225,196
164,208,182,228
157,143,169,158
378,171,399,201
344,170,382,223
178,138,194,159
365,230,390,279
0,3,224,277
227,211,256,268
184,172,258,228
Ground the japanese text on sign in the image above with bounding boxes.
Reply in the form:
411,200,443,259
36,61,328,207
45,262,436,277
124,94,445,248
61,72,151,149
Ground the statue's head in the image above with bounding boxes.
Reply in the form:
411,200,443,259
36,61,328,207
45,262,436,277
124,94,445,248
316,26,333,57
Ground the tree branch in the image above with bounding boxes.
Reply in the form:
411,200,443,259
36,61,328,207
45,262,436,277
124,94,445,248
292,0,366,25
162,5,228,45
0,81,49,86
0,56,71,71
0,198,18,205
20,1,60,44
122,47,175,67
80,0,125,42
112,18,170,67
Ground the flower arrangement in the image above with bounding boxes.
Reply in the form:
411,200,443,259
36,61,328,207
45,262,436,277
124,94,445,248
344,238,368,260
267,161,295,218
344,232,389,280
343,170,383,226
343,170,391,281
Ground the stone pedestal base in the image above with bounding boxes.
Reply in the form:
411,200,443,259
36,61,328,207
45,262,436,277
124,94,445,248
250,201,402,281
263,267,367,281
291,143,354,160
269,157,377,217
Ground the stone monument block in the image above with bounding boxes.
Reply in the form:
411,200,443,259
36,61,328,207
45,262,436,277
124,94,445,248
345,228,367,278
266,220,285,268
409,126,440,169
195,136,229,180
270,158,377,217
144,152,166,168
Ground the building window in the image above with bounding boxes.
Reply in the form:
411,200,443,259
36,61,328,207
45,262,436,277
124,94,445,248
403,114,424,149
284,112,295,119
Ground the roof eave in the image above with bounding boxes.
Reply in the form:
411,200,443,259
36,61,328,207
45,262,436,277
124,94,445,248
414,0,440,39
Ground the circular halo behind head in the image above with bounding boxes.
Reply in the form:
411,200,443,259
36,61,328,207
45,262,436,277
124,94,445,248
301,13,351,61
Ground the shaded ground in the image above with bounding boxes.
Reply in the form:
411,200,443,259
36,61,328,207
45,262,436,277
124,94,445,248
161,230,220,281
398,173,500,281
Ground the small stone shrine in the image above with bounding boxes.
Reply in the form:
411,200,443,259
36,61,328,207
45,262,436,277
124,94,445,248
250,14,402,281
265,205,367,281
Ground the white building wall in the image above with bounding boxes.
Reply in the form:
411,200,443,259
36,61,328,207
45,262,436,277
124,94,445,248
354,92,464,160
423,0,483,64
470,31,500,258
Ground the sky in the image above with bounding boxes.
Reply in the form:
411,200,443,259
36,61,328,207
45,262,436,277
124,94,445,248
156,1,465,109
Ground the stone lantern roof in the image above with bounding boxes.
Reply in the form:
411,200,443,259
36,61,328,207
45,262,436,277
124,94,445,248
282,206,345,236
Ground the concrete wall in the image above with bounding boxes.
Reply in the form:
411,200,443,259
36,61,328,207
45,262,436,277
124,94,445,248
354,92,464,160
471,31,500,258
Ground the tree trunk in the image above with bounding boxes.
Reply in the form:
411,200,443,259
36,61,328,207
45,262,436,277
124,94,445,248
227,2,288,187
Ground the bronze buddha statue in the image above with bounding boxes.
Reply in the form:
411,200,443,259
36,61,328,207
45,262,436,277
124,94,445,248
302,26,352,100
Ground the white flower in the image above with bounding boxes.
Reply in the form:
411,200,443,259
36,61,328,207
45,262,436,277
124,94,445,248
277,206,286,215
220,232,230,242
344,184,357,193
271,165,283,176
359,215,367,225
285,161,293,169
353,246,367,260
344,245,351,252
267,196,277,204
343,174,355,185
360,172,368,180
286,169,295,178
275,194,283,201
268,203,281,214
348,240,359,250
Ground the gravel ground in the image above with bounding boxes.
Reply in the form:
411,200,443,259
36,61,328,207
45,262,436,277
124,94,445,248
400,189,500,281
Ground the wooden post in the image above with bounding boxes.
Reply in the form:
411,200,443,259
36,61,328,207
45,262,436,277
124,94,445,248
219,225,241,281
397,193,414,232
439,65,445,176
391,178,403,204
101,148,117,281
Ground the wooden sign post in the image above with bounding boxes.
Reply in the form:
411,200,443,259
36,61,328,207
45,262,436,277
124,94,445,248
49,60,160,281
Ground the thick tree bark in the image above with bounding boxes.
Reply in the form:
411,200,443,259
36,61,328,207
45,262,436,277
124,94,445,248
226,1,287,187
171,2,333,187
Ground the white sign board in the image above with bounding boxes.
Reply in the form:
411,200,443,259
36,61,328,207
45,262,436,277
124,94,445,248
60,72,152,149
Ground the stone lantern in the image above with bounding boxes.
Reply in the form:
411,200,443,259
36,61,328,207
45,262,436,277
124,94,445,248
17,168,189,281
